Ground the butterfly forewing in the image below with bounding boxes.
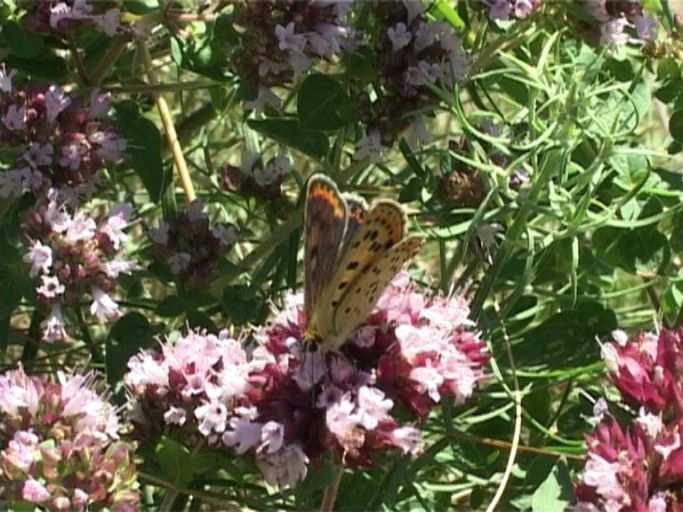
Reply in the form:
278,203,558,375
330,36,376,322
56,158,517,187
328,235,426,350
326,201,406,305
312,200,405,340
304,175,347,321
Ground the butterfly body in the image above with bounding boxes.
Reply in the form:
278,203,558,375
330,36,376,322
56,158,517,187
304,174,425,351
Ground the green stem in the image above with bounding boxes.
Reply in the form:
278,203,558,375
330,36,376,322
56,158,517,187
470,147,569,319
76,307,103,364
320,465,344,512
89,35,130,86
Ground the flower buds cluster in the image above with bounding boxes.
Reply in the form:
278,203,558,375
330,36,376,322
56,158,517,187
0,366,139,511
230,0,356,113
571,0,657,45
125,273,488,487
22,190,137,341
222,152,291,200
354,0,468,156
148,200,239,290
23,0,121,37
574,328,683,511
0,68,125,198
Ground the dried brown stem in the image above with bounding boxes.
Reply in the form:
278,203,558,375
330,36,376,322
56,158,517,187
139,43,196,203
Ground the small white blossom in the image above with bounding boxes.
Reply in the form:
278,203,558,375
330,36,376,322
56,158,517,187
23,241,53,278
387,22,412,52
353,130,386,162
37,275,65,299
90,287,121,321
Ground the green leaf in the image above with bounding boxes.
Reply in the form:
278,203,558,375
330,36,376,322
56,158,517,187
670,109,683,144
531,460,574,512
297,74,353,131
156,437,192,487
430,0,465,30
662,280,683,327
343,47,377,84
106,313,156,389
114,101,167,203
658,59,681,81
122,0,159,14
672,211,683,254
0,270,22,319
222,285,264,326
655,79,682,104
248,119,329,159
0,314,10,353
516,301,615,368
2,21,43,59
156,293,215,318
5,53,67,81
592,226,670,274
0,235,26,318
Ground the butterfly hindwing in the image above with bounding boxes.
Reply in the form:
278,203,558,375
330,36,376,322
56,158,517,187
327,200,406,306
304,175,347,321
329,235,426,350
338,197,368,262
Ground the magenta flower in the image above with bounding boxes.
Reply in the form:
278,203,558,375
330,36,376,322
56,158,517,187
0,75,125,197
125,273,487,488
0,365,139,510
575,328,683,510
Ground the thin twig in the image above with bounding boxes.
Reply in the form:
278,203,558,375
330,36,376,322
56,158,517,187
75,307,103,364
166,12,218,23
67,33,90,85
642,276,668,328
675,301,683,329
444,429,583,461
320,465,344,512
138,43,196,203
89,35,130,86
138,472,241,511
97,80,221,94
486,307,523,512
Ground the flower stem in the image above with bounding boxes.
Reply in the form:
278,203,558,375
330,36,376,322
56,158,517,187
89,35,130,86
138,43,196,203
320,465,344,512
99,80,221,94
675,301,683,329
486,307,522,512
76,307,103,364
67,32,90,86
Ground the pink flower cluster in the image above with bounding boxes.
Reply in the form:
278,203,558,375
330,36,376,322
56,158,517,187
148,200,238,289
355,0,469,158
230,0,356,113
124,273,488,487
22,190,138,342
574,328,683,511
0,365,139,511
577,0,657,45
24,0,121,37
0,68,125,198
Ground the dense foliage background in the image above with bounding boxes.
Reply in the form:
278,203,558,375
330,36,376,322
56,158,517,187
1,0,682,510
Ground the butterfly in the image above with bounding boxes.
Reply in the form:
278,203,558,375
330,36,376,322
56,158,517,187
303,173,425,352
